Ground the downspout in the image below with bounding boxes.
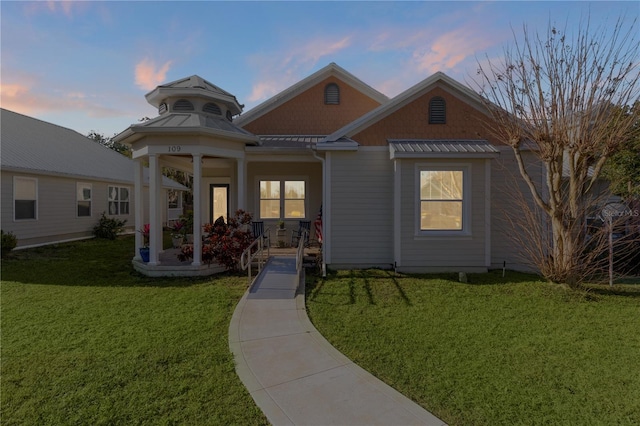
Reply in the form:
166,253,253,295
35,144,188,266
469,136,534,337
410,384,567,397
312,149,327,277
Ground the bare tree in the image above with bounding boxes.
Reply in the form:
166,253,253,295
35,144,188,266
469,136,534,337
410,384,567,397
475,16,640,286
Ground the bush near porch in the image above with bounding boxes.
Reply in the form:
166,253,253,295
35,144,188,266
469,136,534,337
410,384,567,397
306,270,640,425
0,236,268,425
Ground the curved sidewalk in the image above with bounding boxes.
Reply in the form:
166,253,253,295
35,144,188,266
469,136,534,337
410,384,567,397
229,256,446,426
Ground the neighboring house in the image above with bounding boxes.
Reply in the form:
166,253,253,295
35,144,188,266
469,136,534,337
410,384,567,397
1,108,187,248
114,63,545,275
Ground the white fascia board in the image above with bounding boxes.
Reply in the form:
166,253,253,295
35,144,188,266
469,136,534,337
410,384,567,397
122,125,259,145
246,154,319,163
1,166,133,185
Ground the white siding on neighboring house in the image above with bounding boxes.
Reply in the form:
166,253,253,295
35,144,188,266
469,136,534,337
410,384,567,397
396,158,489,272
328,148,394,268
1,171,136,247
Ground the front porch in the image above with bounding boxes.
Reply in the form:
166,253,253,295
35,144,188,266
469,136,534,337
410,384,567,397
132,245,322,278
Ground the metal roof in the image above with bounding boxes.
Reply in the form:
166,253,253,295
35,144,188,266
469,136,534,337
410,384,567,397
389,140,499,158
115,112,260,145
1,108,186,189
255,135,358,150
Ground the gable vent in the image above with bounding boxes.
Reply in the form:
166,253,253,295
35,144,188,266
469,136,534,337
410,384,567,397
324,83,340,105
429,97,446,124
203,102,222,115
173,99,194,111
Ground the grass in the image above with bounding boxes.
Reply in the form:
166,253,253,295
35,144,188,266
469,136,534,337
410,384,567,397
1,236,268,426
306,269,640,426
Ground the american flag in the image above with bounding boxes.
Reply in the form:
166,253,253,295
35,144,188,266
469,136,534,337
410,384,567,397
314,205,323,244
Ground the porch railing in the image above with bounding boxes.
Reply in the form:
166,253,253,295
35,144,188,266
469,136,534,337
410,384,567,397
240,228,271,286
296,229,309,275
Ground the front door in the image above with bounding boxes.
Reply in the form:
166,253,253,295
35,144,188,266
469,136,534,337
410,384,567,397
210,184,229,222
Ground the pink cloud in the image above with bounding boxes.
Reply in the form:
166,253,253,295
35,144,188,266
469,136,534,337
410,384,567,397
247,35,352,103
135,58,172,91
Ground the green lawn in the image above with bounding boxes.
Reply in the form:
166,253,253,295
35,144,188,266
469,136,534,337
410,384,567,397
1,237,268,426
306,269,640,426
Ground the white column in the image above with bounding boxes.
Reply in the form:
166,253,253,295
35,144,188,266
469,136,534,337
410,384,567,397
148,154,160,266
236,157,245,211
192,153,202,266
134,158,144,260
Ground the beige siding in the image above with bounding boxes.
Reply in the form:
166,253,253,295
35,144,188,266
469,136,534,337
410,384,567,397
329,149,394,267
490,147,545,271
1,171,135,248
397,158,488,272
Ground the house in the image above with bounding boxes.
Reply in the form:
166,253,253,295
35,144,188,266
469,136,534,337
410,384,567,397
114,63,542,276
1,108,187,249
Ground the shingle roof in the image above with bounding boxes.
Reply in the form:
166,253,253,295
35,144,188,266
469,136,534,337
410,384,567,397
389,140,499,158
1,108,186,189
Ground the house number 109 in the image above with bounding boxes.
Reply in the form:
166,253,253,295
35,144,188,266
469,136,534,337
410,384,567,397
168,146,181,152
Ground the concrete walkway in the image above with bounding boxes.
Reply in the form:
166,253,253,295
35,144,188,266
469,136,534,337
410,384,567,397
229,256,446,426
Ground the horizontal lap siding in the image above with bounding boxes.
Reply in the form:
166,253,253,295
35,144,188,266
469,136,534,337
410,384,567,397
1,171,135,247
399,159,487,268
330,150,393,265
490,148,544,271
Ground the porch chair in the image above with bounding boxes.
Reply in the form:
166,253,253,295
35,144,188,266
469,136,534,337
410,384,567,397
251,221,269,248
290,220,311,248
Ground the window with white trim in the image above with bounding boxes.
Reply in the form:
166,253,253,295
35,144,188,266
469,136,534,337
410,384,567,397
14,177,37,220
259,180,306,219
77,182,92,217
108,186,129,215
418,168,467,232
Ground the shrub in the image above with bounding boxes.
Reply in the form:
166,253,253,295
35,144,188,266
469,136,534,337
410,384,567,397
1,230,18,256
178,210,253,271
93,212,127,240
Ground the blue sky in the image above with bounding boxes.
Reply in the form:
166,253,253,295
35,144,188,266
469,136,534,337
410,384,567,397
2,1,638,137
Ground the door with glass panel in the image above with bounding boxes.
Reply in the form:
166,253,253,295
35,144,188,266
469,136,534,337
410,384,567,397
210,184,229,223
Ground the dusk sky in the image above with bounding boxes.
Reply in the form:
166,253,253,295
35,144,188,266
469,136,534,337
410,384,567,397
2,1,638,138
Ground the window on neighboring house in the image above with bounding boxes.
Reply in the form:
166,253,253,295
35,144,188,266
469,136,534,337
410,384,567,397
108,186,129,215
259,180,306,219
168,189,182,209
429,96,446,124
419,169,465,231
14,177,37,220
324,83,340,105
77,182,92,217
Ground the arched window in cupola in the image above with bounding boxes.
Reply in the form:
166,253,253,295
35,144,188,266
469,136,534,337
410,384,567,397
203,102,222,115
324,83,340,105
173,99,194,111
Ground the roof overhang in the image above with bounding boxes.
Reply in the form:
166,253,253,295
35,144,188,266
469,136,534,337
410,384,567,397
389,140,500,159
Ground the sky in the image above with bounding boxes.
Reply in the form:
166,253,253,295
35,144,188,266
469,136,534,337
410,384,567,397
1,1,638,138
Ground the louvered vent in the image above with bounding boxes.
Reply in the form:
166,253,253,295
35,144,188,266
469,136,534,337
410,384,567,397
173,99,194,111
158,102,168,114
203,102,222,115
324,83,340,105
429,97,446,124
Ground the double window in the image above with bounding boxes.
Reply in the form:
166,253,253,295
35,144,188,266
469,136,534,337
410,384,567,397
259,180,306,219
77,183,92,217
108,186,129,215
14,177,37,220
418,166,469,233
